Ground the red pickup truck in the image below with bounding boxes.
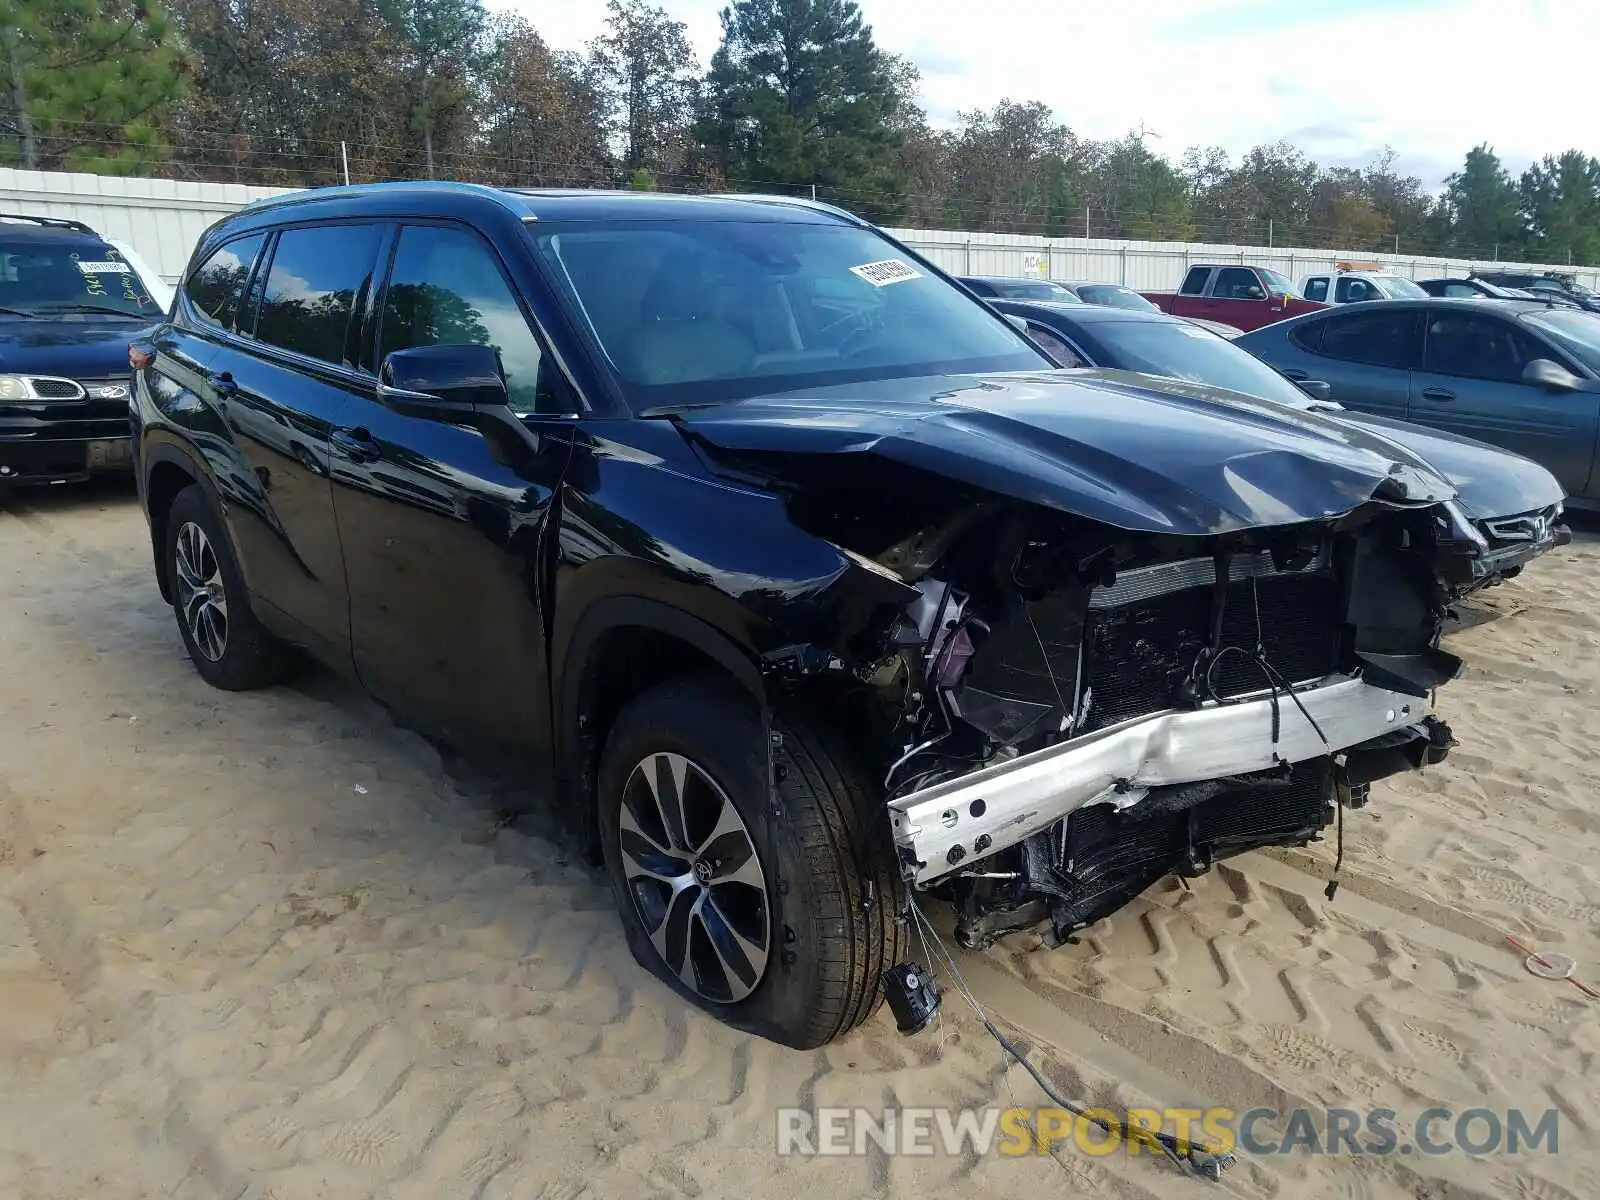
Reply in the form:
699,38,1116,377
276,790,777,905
1142,264,1330,332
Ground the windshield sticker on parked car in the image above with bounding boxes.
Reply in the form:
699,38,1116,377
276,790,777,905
75,261,133,274
849,259,922,287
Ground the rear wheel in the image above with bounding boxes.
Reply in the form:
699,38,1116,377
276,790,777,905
597,675,906,1048
165,484,292,690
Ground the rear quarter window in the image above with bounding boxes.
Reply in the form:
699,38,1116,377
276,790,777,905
1288,318,1326,353
184,234,264,330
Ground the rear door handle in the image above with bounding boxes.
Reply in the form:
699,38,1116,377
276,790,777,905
332,428,381,463
1421,387,1456,402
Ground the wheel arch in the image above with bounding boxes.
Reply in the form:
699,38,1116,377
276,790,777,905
556,596,768,854
141,440,218,604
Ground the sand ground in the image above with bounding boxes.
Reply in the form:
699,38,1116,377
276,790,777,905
1,480,1597,1199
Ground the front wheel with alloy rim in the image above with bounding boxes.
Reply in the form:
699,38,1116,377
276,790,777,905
598,674,906,1049
163,484,292,691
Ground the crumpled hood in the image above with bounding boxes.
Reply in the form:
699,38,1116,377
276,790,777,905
674,370,1458,536
1328,410,1563,521
0,319,153,377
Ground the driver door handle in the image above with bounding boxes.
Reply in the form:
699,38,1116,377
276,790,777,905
332,427,381,463
1421,387,1456,402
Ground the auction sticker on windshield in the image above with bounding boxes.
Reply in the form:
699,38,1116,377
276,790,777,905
76,261,132,274
850,259,921,287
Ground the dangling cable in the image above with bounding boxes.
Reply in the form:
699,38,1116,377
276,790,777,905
1325,785,1346,902
904,896,1236,1180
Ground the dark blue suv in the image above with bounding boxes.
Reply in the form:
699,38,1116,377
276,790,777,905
0,213,165,490
132,183,1474,1049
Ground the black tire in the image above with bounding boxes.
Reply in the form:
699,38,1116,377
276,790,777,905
165,484,292,690
597,674,907,1049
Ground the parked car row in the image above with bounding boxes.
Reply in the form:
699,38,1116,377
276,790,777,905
968,263,1595,523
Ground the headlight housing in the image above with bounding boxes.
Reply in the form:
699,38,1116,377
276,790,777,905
0,374,86,401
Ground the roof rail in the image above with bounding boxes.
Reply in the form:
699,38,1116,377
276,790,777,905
0,211,99,236
707,192,870,226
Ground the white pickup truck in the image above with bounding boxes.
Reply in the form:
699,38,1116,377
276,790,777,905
1298,262,1429,305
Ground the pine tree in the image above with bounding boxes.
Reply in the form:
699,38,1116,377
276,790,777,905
1,0,188,173
1443,144,1524,257
698,0,908,220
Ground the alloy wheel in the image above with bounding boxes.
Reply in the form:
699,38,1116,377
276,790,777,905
617,751,771,1003
174,521,229,662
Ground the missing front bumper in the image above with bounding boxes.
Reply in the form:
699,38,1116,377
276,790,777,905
889,675,1439,885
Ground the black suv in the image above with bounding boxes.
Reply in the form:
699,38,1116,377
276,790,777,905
0,213,166,489
133,183,1472,1048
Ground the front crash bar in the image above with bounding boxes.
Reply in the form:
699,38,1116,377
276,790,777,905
888,675,1431,886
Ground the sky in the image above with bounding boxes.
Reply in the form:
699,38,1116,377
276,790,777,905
503,0,1600,191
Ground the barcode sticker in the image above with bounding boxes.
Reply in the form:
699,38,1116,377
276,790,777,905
849,258,921,287
76,261,131,274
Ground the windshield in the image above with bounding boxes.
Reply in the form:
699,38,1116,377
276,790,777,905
1524,310,1600,374
534,222,1050,408
1374,275,1427,298
1259,268,1298,297
1076,284,1158,312
0,236,161,318
1093,318,1312,407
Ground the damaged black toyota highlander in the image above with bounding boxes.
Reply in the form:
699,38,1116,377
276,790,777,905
134,186,1477,1051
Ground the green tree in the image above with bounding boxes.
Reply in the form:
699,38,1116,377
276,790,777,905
1,0,188,173
1200,140,1318,245
590,0,699,176
1519,150,1600,265
1090,133,1193,241
940,100,1087,234
378,0,487,179
1442,144,1524,257
698,0,908,221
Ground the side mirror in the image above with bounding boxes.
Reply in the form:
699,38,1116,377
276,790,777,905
379,343,509,418
1244,285,1266,300
1296,379,1334,403
1004,313,1031,334
1522,358,1579,392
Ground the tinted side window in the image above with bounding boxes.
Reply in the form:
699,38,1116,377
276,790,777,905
1423,314,1539,383
184,234,264,329
1303,277,1328,302
255,224,383,367
1180,267,1210,295
1317,310,1418,368
1214,267,1261,299
1288,318,1326,353
379,224,554,415
1442,282,1478,298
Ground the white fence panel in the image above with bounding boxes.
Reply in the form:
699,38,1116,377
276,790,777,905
0,169,291,281
884,227,1600,293
6,168,1599,293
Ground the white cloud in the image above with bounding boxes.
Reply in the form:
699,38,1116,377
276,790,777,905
499,0,1600,187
